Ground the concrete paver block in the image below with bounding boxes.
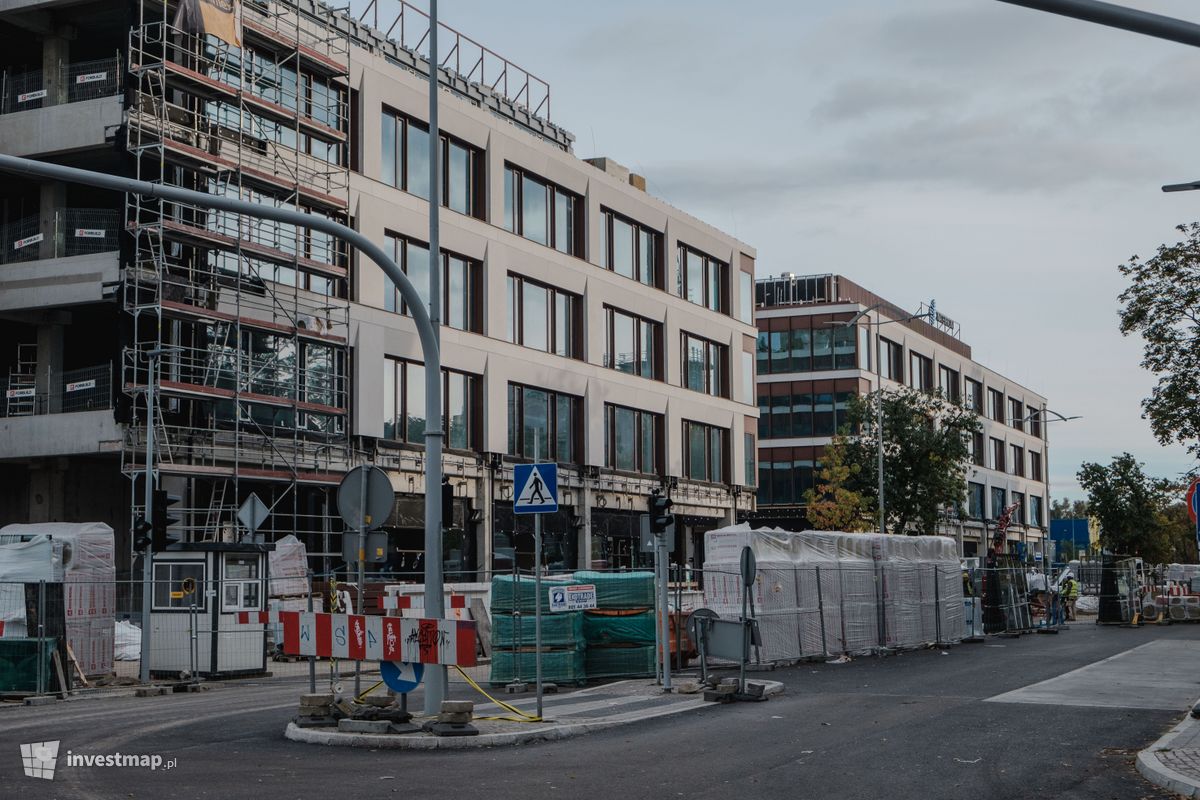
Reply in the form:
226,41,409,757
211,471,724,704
337,719,391,734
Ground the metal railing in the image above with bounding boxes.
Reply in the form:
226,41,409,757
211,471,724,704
0,363,113,418
357,0,552,121
0,55,121,115
0,208,120,265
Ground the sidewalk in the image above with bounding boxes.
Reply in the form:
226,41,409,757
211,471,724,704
1138,707,1200,797
286,675,785,750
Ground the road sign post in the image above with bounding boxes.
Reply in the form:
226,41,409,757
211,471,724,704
237,493,269,540
514,461,557,720
337,466,394,696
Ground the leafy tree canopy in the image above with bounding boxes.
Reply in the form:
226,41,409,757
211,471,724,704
1077,453,1194,563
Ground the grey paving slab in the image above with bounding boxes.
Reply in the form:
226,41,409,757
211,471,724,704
985,639,1200,711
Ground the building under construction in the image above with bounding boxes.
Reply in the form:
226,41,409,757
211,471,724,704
0,0,760,583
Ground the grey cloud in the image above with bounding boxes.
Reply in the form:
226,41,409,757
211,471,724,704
810,78,962,123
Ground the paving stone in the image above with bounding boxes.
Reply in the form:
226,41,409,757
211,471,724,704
440,700,474,714
337,718,391,734
301,693,335,705
438,712,473,725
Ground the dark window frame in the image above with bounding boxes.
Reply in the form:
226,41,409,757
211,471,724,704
380,107,484,219
602,403,664,475
681,331,729,398
383,356,481,451
506,273,583,359
503,163,583,255
506,382,582,465
604,306,663,380
599,207,663,288
682,419,729,484
382,232,482,333
677,243,729,314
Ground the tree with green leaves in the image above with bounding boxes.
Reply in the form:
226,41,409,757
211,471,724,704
1118,224,1200,461
803,435,874,532
834,388,981,536
1076,453,1192,563
1050,497,1090,520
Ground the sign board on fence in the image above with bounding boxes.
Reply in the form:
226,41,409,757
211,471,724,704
5,388,35,399
513,462,557,514
548,584,597,612
74,228,105,238
14,233,43,250
65,379,96,393
17,89,46,103
75,71,107,84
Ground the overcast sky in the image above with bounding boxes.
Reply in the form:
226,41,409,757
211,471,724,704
392,0,1200,499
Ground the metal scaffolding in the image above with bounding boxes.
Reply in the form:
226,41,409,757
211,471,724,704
120,0,353,568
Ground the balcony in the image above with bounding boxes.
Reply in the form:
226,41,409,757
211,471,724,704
0,364,121,459
0,208,120,311
0,57,123,157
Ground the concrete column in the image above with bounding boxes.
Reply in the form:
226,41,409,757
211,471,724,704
38,181,65,260
35,321,63,413
27,461,66,523
42,32,70,105
579,482,593,570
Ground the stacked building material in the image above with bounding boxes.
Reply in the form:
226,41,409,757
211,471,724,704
577,571,657,679
488,575,584,686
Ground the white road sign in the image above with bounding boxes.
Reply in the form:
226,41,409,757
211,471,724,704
548,584,597,613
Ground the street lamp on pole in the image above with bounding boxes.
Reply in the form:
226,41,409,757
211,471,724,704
836,304,935,535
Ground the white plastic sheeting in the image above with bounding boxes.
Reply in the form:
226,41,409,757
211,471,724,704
0,522,116,676
703,525,964,661
268,534,309,597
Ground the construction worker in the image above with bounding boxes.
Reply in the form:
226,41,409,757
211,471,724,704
1062,574,1080,621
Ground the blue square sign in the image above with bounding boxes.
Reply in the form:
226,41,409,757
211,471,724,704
513,462,558,515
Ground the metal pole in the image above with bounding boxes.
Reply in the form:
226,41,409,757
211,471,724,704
0,154,445,707
139,354,155,684
815,565,828,657
533,429,543,719
355,467,366,697
875,312,885,534
37,580,46,696
307,569,315,694
659,528,671,691
996,0,1200,49
423,0,446,715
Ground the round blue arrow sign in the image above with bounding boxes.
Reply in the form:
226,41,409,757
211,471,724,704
379,661,424,694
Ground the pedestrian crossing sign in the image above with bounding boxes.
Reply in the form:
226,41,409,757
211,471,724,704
513,462,558,515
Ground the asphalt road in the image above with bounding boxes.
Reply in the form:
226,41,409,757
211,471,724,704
3,622,1196,800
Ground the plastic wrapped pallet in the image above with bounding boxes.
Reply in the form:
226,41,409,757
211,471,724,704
585,644,656,679
490,574,573,614
572,571,655,610
582,610,656,646
492,611,583,650
489,648,585,687
268,534,309,597
703,525,963,662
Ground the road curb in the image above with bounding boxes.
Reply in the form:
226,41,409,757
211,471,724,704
285,680,784,749
1136,712,1200,798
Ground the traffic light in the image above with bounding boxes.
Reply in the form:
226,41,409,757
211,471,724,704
649,493,674,535
151,487,182,551
133,514,153,552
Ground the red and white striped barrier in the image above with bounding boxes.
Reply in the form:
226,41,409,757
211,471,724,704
379,594,467,611
236,611,476,666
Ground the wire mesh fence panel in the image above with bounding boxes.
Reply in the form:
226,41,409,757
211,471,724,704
0,213,44,264
59,364,113,413
63,208,120,256
65,56,121,103
1,67,45,114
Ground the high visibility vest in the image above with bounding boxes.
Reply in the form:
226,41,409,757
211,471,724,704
1063,581,1078,600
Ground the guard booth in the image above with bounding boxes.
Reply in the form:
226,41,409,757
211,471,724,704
148,543,272,679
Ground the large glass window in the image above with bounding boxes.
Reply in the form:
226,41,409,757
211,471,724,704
879,338,903,383
682,332,728,397
965,378,983,413
683,420,727,483
938,365,960,402
1029,495,1043,528
990,437,1006,472
988,389,1005,422
383,358,478,450
908,352,933,392
1030,451,1043,482
381,109,482,218
507,383,579,463
603,404,662,474
1027,406,1043,438
969,431,985,467
1012,492,1026,525
504,164,581,254
383,234,479,332
968,482,985,519
601,208,661,287
811,328,833,370
677,244,728,313
152,562,206,610
604,307,660,379
1010,444,1024,477
832,326,856,369
990,486,1007,520
506,274,580,358
1009,397,1025,430
744,433,755,487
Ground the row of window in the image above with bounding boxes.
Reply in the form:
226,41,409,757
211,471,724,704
968,434,1044,482
382,362,737,482
380,111,751,320
756,323,859,375
966,483,1045,528
757,388,857,440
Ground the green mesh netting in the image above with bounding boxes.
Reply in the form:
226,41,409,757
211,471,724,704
489,648,586,687
492,611,584,650
585,645,656,679
582,610,656,646
572,571,655,610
